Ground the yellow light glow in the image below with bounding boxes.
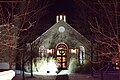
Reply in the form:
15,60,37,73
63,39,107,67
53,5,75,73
62,57,66,62
70,49,77,54
57,50,61,55
47,49,53,54
32,58,58,75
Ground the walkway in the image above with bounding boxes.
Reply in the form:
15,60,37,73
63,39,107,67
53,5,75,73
13,70,119,80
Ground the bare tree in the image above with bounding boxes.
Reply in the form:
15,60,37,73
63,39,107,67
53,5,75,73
87,0,120,77
0,0,53,70
73,0,119,79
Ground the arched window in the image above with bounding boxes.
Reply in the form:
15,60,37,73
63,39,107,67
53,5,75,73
79,46,85,64
39,46,46,57
56,42,68,69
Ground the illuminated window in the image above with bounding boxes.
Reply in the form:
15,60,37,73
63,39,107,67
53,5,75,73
62,57,67,62
57,57,61,62
39,46,46,57
57,50,61,55
56,43,68,69
79,46,85,64
57,57,67,62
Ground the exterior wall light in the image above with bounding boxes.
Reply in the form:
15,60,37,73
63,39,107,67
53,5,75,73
47,49,54,54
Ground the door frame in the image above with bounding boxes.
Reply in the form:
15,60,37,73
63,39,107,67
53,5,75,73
55,42,68,70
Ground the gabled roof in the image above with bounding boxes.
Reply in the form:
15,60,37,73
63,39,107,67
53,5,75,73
32,20,91,49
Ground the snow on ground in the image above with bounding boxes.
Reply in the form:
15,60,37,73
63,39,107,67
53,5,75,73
13,70,119,80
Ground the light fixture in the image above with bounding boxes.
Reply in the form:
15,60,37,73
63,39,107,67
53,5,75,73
70,49,77,54
47,49,53,54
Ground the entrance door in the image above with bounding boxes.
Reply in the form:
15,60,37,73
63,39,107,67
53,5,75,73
56,43,68,70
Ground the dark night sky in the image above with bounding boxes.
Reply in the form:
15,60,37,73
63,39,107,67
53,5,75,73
39,0,78,24
1,0,119,43
35,0,94,42
37,0,119,43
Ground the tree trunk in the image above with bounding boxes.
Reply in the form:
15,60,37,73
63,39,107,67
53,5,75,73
30,44,33,77
91,47,94,77
100,70,103,80
118,44,120,80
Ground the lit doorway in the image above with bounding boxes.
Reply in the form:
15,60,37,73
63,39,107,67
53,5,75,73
56,43,68,70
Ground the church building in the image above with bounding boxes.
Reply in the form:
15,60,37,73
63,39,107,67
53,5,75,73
26,15,91,73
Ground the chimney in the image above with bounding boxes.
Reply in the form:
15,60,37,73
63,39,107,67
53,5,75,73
56,14,66,22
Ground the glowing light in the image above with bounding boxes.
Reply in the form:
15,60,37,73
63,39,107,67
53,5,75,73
116,66,119,70
0,70,15,80
57,57,66,62
26,57,58,75
57,50,60,55
47,49,53,54
116,62,119,70
70,49,77,54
